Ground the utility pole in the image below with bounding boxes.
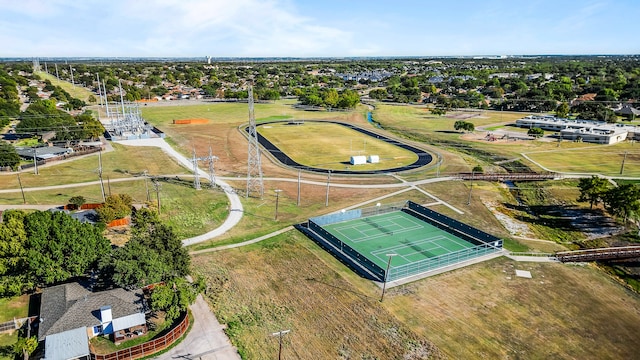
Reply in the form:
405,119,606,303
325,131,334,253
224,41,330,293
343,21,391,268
107,176,112,196
33,151,38,175
69,65,74,86
325,170,331,207
208,145,219,188
55,63,59,79
152,178,161,214
271,329,290,360
17,173,26,204
274,189,282,220
98,150,106,202
143,170,150,202
620,151,628,175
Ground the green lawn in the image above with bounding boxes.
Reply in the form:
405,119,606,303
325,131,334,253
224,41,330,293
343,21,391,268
374,105,639,177
141,100,368,127
524,142,640,177
0,295,29,323
0,179,228,240
258,122,419,171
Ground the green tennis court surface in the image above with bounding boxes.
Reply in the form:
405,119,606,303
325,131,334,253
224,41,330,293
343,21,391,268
323,211,475,270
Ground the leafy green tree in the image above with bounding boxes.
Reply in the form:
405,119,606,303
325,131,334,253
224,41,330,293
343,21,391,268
454,120,474,132
430,107,446,116
13,336,38,358
555,102,570,118
577,176,611,209
107,219,189,289
150,278,200,322
472,165,484,173
0,141,20,169
0,214,30,296
603,184,640,224
97,194,133,223
23,211,109,287
323,89,339,108
527,127,544,138
69,196,86,209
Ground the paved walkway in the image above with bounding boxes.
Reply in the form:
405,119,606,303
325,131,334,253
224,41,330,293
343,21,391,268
156,295,240,360
114,138,244,246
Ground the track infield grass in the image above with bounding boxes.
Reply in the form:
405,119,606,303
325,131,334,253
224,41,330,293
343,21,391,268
257,122,419,171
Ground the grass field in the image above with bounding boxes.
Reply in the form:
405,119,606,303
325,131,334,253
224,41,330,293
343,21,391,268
257,122,419,171
35,71,96,102
0,143,187,191
195,231,640,359
523,142,640,176
373,104,639,177
0,179,228,240
0,295,29,323
194,232,443,359
140,101,372,177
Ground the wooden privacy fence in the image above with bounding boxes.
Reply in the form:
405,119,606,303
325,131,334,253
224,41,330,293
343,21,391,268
90,312,189,360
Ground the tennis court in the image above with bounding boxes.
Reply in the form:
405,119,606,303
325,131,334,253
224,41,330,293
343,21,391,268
298,201,503,282
323,211,475,270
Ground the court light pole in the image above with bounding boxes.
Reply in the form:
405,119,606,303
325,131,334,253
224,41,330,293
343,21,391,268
467,171,474,206
271,329,290,360
380,253,397,302
325,170,331,207
274,189,282,220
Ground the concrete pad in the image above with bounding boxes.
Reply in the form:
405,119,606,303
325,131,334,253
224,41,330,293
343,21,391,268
515,269,532,278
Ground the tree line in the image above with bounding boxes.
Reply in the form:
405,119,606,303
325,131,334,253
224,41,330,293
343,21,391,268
0,203,191,299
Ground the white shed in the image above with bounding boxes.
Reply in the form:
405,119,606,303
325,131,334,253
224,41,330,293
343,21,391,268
350,155,367,165
368,155,380,163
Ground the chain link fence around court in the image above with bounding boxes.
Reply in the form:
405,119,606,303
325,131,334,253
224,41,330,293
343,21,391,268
310,201,407,226
304,200,504,282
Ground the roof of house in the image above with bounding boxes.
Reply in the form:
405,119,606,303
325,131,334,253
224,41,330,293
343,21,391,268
615,104,640,116
39,283,144,341
44,326,90,360
16,146,70,160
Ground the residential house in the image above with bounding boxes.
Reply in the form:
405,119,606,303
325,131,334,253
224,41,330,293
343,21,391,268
39,283,147,360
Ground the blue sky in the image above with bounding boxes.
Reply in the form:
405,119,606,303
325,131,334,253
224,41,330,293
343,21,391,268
1,0,638,57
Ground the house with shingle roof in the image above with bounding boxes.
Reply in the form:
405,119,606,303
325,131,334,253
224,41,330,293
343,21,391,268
39,283,147,360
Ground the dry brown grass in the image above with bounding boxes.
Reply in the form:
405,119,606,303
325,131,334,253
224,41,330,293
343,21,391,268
194,232,444,360
385,258,640,359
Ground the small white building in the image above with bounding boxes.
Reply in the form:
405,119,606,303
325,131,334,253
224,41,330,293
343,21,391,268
350,155,367,165
368,155,380,163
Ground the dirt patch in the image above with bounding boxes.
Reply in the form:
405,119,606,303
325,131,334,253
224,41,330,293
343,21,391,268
484,200,534,238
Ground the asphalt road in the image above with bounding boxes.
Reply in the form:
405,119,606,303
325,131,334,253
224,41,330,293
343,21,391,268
155,295,241,360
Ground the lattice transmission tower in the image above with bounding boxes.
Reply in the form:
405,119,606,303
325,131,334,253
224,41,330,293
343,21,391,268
246,86,264,198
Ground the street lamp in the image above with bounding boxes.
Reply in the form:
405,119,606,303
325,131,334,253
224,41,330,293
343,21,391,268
467,171,474,206
271,329,290,360
274,189,282,220
380,253,397,302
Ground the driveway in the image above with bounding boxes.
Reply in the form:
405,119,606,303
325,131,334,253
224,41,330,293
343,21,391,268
156,295,240,360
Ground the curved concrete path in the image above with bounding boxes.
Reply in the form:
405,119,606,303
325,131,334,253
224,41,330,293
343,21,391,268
114,138,243,246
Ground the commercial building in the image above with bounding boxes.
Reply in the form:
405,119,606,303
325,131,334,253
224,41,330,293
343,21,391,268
515,115,640,144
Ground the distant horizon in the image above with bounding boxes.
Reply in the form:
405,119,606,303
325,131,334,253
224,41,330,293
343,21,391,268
3,0,639,57
2,54,639,62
